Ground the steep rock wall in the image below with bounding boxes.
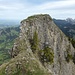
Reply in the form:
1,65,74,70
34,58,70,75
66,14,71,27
19,14,75,75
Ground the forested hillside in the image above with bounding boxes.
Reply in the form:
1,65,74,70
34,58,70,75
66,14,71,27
0,27,20,65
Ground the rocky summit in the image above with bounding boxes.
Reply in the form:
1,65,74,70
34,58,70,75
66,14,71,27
0,14,75,75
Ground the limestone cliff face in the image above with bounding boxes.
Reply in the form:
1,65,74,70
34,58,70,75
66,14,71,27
0,14,75,75
13,14,75,75
20,14,75,75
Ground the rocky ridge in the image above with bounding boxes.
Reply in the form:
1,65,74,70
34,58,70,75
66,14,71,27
0,14,75,75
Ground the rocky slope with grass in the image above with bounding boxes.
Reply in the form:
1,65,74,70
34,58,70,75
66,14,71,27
0,14,75,75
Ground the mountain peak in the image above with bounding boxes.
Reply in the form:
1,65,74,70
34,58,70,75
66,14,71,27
66,18,75,24
21,14,52,23
0,14,75,75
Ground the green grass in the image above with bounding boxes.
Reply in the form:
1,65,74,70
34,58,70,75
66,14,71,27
0,51,50,75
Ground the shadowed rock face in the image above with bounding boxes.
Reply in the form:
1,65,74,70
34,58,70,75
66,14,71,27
0,14,75,75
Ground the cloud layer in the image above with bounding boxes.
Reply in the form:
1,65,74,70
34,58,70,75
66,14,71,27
0,0,75,20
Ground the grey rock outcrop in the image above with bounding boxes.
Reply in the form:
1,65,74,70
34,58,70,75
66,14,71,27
0,14,75,75
20,14,75,75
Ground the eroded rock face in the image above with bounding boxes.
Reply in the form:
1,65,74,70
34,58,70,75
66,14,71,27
2,14,75,75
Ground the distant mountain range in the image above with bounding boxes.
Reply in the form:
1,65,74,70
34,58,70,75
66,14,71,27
53,18,75,40
0,19,20,28
66,18,75,24
0,26,20,65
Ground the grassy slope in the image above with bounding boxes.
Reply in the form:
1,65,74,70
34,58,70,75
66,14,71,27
0,50,51,75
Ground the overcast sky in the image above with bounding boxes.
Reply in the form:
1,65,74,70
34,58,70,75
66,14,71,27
0,0,75,20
